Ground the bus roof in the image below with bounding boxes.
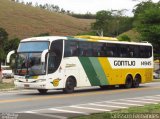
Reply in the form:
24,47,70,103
21,36,67,42
74,35,152,46
75,35,118,41
20,36,152,46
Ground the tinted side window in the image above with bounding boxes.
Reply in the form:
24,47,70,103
106,43,118,57
92,42,102,57
78,41,92,57
64,41,152,58
48,53,57,74
50,40,63,57
140,46,152,58
90,43,118,57
133,45,140,58
64,40,78,57
127,45,140,58
119,45,128,57
147,46,152,58
48,40,63,74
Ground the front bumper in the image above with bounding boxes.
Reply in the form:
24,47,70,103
14,81,47,89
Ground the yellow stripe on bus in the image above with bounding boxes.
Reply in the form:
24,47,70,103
98,57,111,85
98,58,153,85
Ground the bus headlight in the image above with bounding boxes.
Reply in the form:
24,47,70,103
36,79,46,83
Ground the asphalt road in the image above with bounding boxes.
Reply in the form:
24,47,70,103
1,82,160,119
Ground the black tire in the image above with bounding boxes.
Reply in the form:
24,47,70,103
38,89,48,94
63,77,76,93
124,75,133,88
132,78,140,88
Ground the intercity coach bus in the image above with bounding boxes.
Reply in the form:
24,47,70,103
7,35,153,94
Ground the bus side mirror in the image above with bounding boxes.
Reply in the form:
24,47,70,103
41,49,49,63
7,50,15,63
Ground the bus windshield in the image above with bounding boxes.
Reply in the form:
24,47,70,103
15,53,46,76
18,41,49,52
15,41,50,76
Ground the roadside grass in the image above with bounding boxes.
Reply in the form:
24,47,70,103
71,104,160,119
0,82,15,89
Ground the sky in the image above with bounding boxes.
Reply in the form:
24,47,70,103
21,0,159,16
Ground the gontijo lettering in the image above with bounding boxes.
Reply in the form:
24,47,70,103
114,60,136,66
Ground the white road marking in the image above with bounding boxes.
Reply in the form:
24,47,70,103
70,105,111,111
145,82,160,85
119,99,158,104
89,103,127,108
130,95,160,99
49,108,89,115
149,95,160,99
153,95,160,97
142,96,160,99
24,110,67,119
106,101,143,106
138,98,160,102
24,111,36,113
35,113,67,119
19,94,160,116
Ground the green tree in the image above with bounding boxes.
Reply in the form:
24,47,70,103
0,28,8,82
0,27,8,45
91,10,112,36
0,27,8,69
133,1,160,54
91,10,133,37
0,48,5,69
0,27,20,68
0,48,4,82
118,34,131,41
108,10,133,36
4,38,20,54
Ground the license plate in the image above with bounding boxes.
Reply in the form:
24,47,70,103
24,84,30,88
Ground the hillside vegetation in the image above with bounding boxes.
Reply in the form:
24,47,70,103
118,29,140,42
0,0,93,39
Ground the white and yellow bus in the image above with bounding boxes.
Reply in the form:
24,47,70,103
7,35,153,94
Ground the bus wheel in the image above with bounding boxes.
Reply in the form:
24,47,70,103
133,76,141,88
124,75,133,88
133,79,140,88
38,89,48,94
63,77,76,93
